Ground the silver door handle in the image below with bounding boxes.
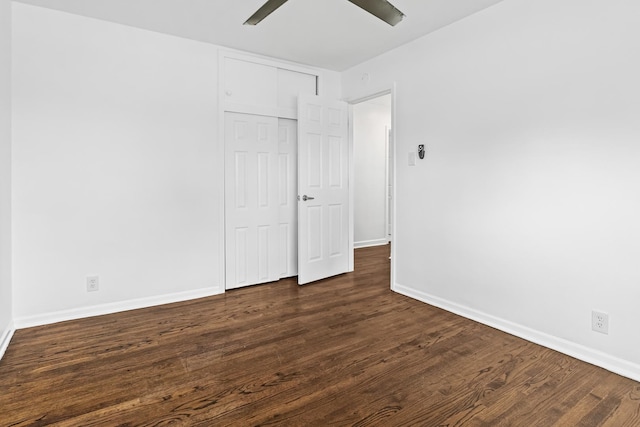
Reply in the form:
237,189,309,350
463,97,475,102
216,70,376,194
302,195,315,201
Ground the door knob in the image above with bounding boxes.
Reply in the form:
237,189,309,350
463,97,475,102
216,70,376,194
302,195,315,201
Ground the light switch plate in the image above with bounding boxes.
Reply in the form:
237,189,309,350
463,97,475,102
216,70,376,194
408,152,416,166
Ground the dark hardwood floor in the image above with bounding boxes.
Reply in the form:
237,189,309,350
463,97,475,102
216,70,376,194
1,245,639,426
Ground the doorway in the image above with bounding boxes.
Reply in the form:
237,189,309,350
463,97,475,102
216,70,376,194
352,93,393,249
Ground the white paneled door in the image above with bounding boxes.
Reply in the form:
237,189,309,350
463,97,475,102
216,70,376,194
225,112,280,289
225,113,299,289
297,94,350,285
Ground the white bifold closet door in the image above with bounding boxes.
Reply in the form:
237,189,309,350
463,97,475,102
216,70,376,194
225,112,297,289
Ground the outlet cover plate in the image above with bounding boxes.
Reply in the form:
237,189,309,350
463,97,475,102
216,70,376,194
87,275,99,292
592,310,609,334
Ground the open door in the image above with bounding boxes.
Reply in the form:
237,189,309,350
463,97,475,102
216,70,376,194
297,94,350,285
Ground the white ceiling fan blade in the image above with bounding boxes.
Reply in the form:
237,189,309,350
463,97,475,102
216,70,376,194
347,0,405,26
244,0,289,25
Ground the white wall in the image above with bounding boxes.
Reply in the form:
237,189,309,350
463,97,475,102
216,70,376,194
342,0,640,380
0,0,14,355
12,3,223,325
353,96,390,247
11,3,342,328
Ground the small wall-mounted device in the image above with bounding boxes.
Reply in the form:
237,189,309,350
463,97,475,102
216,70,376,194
418,144,425,159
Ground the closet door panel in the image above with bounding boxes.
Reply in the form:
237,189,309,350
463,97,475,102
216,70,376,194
278,118,298,278
225,112,280,289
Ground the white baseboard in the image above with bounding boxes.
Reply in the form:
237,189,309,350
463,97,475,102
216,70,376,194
14,286,224,329
394,282,640,383
354,239,389,249
0,321,16,361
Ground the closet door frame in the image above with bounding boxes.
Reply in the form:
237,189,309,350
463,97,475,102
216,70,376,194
218,51,324,290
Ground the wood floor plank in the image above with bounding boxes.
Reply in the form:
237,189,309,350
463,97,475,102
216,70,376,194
1,245,639,426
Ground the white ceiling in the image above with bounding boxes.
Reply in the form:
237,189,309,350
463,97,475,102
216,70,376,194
14,0,504,71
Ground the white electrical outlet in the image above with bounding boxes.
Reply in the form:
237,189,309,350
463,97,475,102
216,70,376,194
87,275,99,292
592,310,609,334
